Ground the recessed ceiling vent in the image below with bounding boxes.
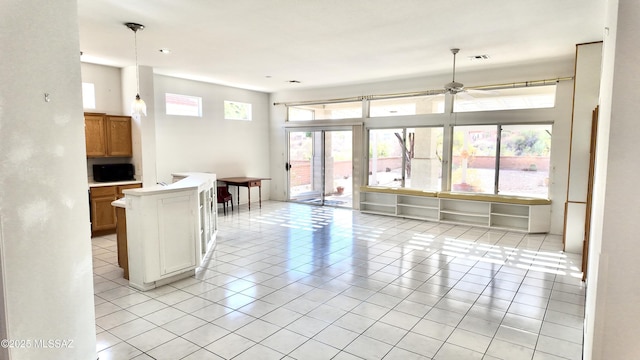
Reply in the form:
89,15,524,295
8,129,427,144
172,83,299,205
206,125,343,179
469,54,490,61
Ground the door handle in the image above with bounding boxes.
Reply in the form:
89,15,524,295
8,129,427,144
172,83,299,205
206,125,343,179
285,162,292,171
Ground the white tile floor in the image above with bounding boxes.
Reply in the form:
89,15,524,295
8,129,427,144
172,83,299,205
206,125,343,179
93,201,585,360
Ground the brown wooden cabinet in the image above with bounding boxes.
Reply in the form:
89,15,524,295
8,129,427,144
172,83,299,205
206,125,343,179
115,206,129,279
106,115,133,157
90,183,141,236
117,183,142,197
85,113,132,158
84,113,107,157
90,186,118,233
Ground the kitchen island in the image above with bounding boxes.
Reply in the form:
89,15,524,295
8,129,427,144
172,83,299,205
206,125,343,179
112,172,217,291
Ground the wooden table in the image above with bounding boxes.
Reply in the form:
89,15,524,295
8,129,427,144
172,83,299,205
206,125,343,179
218,177,270,210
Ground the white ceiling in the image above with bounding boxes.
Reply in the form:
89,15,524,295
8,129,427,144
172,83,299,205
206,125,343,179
77,0,605,93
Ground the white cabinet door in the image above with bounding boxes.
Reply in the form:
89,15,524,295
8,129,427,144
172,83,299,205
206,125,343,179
157,194,196,276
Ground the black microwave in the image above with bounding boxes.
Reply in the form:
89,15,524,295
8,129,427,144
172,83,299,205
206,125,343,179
93,163,135,182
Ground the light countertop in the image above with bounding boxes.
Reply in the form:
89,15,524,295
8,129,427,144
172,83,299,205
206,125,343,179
89,180,142,188
111,198,126,208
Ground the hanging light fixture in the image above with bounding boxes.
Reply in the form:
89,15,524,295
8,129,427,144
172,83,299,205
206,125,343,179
125,22,147,116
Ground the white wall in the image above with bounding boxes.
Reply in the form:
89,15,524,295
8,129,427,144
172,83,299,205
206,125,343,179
81,62,124,115
564,43,603,254
585,0,640,358
0,0,97,358
269,58,576,235
154,75,271,203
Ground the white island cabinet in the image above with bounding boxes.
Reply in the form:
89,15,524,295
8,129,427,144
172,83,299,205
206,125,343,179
122,173,217,291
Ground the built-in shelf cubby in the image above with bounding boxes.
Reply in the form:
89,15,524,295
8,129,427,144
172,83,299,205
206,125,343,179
490,203,529,231
360,191,396,216
397,195,439,221
440,199,491,227
359,187,551,233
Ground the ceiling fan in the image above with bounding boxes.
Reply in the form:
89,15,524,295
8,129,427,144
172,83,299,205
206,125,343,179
444,48,465,94
442,48,495,99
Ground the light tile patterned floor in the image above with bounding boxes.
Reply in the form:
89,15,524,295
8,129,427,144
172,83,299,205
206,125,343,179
93,201,585,360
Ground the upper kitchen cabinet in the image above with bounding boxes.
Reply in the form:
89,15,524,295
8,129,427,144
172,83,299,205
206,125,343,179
84,113,106,157
84,112,133,158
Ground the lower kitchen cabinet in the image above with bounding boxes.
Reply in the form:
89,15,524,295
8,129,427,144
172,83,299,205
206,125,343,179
90,186,118,234
90,183,141,236
115,206,129,279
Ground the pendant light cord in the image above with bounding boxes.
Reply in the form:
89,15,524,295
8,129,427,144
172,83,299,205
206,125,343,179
134,28,140,96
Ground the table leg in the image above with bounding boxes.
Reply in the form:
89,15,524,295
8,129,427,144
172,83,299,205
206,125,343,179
237,186,240,211
259,185,262,208
248,185,251,210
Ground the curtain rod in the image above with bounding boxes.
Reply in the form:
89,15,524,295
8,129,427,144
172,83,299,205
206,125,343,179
273,77,573,107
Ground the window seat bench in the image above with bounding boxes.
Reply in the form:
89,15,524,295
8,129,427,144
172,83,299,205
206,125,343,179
359,186,551,233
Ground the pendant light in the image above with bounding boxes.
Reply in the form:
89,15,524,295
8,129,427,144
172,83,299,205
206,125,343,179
125,22,147,116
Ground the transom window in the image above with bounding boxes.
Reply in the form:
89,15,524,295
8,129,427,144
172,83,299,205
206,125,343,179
454,85,556,112
82,83,96,109
166,93,202,117
224,100,252,121
369,95,445,117
288,101,362,121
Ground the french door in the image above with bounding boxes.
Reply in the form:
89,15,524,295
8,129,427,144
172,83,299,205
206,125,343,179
286,128,352,208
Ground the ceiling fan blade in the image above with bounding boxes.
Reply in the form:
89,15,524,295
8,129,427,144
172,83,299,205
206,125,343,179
455,91,475,100
466,88,499,95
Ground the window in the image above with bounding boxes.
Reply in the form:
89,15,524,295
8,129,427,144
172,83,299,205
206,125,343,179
498,124,552,197
452,125,497,193
452,124,552,198
288,101,362,121
166,93,202,117
369,94,445,117
82,83,96,109
368,127,443,191
453,85,556,112
288,107,314,121
224,100,252,121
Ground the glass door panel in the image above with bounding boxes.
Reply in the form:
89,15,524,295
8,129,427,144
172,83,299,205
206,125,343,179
288,131,321,202
323,130,352,208
287,129,352,208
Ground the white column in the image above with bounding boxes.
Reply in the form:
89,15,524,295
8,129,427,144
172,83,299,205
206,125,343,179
585,0,640,359
0,1,97,359
564,42,602,254
122,65,157,187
